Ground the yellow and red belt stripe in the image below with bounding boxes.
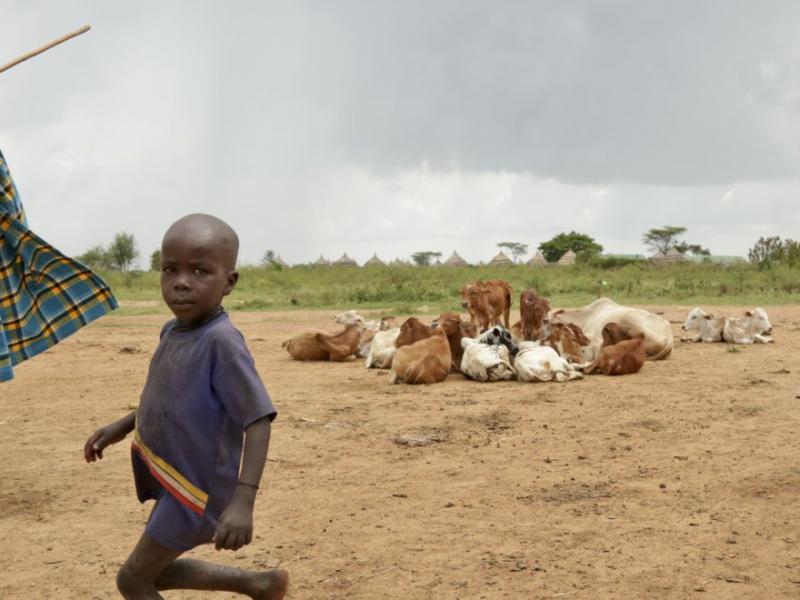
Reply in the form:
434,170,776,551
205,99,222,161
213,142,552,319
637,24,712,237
132,429,209,515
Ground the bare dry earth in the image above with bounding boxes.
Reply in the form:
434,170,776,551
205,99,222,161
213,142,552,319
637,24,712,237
1,305,800,600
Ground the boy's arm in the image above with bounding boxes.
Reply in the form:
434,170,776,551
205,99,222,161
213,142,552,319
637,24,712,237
214,416,271,551
84,411,136,462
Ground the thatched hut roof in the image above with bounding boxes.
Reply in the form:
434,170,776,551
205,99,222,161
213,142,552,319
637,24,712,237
557,250,577,265
444,251,468,267
272,254,289,268
527,251,548,266
313,254,331,266
334,253,358,267
489,251,512,266
364,253,385,267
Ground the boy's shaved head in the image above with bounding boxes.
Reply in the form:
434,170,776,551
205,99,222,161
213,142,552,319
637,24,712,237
163,214,239,270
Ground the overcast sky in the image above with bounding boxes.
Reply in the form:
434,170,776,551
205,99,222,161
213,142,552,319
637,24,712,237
2,1,799,266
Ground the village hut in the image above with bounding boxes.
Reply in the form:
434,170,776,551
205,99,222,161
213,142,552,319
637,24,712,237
488,251,513,266
364,253,385,267
313,254,331,267
444,251,468,267
557,250,577,265
651,248,685,264
272,254,290,268
527,251,548,266
334,253,358,267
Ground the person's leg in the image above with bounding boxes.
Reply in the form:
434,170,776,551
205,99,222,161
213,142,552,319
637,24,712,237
118,533,288,600
116,533,182,600
156,559,288,599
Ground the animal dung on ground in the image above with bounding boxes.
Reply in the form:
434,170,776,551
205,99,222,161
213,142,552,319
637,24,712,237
394,430,448,447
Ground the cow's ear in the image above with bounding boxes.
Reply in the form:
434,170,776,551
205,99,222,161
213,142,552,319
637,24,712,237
745,311,752,317
553,309,564,316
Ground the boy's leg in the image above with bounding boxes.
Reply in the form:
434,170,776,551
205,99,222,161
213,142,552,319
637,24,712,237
117,532,288,600
116,533,182,600
157,557,288,600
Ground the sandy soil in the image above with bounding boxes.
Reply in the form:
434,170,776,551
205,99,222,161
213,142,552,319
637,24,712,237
1,305,799,600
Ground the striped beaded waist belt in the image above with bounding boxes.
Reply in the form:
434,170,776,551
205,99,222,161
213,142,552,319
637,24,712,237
132,429,209,515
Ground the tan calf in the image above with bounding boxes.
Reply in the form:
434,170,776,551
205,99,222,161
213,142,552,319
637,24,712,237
583,332,646,376
388,328,452,385
282,324,363,361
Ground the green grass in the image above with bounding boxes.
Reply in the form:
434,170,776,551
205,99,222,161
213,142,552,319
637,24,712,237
100,262,800,315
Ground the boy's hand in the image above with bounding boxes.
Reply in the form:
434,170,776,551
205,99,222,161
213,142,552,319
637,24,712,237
83,413,136,462
214,487,256,551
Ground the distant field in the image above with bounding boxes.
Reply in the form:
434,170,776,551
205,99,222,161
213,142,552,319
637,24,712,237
101,262,800,316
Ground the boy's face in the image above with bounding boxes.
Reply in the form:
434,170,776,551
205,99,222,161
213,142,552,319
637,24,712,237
160,235,238,324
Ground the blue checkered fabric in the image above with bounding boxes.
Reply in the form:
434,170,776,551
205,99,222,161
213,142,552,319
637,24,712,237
0,150,117,381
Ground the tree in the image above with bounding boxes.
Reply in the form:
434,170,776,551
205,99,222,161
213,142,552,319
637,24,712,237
77,245,112,270
149,250,161,271
642,226,710,256
107,232,139,271
538,232,603,263
497,242,528,264
261,249,276,266
673,242,711,256
642,226,686,254
748,236,800,269
411,251,442,266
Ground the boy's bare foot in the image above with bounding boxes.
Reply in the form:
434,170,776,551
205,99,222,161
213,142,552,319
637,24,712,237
249,569,289,600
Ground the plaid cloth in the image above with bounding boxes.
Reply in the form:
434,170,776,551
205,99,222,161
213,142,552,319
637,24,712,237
1,150,117,381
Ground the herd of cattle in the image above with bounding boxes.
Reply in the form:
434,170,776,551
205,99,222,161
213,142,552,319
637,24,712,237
281,279,774,385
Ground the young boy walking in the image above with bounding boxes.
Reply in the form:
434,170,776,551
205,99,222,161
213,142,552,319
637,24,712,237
84,214,288,599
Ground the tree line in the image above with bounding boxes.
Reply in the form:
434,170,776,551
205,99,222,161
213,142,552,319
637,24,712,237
77,227,799,271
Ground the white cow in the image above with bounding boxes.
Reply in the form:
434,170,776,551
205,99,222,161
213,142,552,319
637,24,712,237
365,328,400,368
723,308,773,344
335,309,365,327
681,308,725,343
335,312,396,358
336,310,395,332
460,338,516,382
513,342,583,383
551,297,673,360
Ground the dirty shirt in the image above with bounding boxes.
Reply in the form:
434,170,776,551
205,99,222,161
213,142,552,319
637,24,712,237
132,311,276,535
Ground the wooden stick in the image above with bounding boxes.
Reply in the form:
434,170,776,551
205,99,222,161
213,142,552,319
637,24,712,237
0,25,91,75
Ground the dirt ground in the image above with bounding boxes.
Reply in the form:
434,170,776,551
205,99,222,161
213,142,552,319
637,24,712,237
2,305,800,599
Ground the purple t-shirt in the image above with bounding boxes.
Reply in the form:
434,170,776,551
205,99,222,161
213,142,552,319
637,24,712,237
132,311,275,518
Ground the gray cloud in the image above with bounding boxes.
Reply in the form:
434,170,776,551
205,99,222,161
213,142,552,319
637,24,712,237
2,1,799,265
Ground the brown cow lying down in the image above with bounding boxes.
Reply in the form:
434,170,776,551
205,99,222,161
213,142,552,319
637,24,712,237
282,323,363,361
395,317,431,348
389,327,452,385
431,311,475,373
583,324,645,376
